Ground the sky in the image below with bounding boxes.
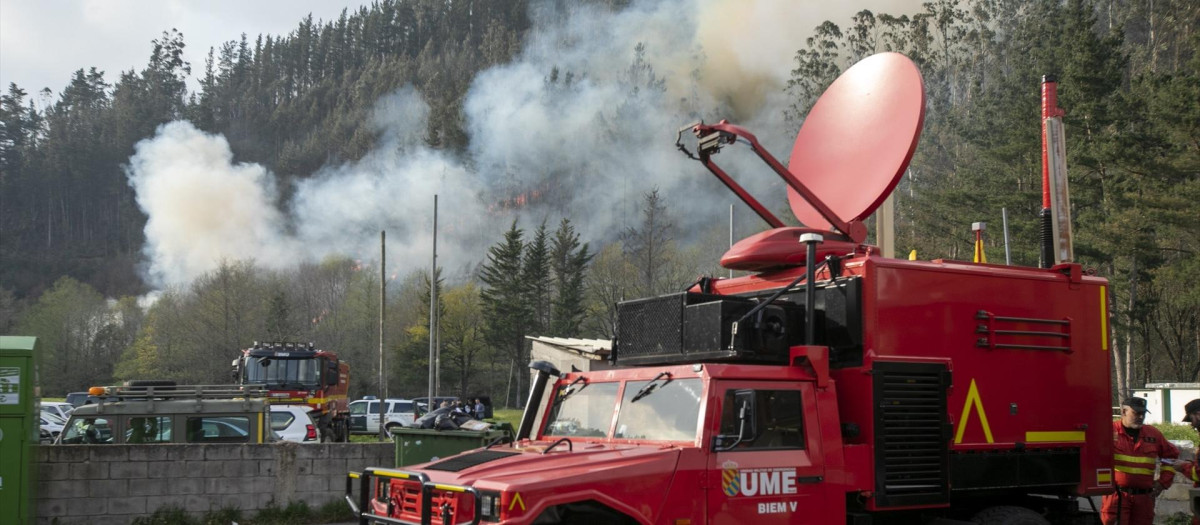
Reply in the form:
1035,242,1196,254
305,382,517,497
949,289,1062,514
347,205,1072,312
0,0,373,95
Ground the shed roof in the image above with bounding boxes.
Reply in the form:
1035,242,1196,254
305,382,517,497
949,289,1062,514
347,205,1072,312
526,336,612,359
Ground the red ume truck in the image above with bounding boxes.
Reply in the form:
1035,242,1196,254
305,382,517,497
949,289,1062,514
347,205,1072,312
346,53,1111,525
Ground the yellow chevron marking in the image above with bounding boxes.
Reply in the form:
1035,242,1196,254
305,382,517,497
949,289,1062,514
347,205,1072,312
509,492,526,512
954,379,993,444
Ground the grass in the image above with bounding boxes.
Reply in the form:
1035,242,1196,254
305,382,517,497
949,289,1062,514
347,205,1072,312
1158,422,1199,447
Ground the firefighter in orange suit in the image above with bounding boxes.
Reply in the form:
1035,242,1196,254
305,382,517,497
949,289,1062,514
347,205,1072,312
1102,397,1179,525
1169,398,1200,525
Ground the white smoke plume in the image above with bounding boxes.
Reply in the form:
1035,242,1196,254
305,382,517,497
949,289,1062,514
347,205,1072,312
127,0,918,289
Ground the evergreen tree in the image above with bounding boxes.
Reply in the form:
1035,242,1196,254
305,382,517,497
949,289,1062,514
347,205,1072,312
522,221,551,335
549,218,592,336
623,188,678,297
479,221,530,404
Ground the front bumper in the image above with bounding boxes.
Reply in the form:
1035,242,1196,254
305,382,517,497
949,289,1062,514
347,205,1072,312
347,467,484,525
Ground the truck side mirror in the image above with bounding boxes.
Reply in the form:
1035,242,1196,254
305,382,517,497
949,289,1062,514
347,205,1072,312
713,390,757,452
735,390,757,441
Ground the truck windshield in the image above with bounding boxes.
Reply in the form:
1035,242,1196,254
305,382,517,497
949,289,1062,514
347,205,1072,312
615,378,702,441
243,357,321,389
543,381,620,438
542,378,703,441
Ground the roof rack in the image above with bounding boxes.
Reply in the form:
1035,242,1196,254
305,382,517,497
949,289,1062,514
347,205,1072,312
89,384,269,401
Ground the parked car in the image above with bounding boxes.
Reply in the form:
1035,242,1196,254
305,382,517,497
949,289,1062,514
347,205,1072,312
349,398,417,435
270,405,318,443
58,383,273,444
411,396,459,417
40,412,65,444
64,391,89,407
65,391,119,406
39,401,74,420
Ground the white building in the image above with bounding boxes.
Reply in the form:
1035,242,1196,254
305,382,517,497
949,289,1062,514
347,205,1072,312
527,336,614,375
1130,383,1200,425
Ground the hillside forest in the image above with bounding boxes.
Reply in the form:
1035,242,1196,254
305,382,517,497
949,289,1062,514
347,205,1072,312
0,0,1196,406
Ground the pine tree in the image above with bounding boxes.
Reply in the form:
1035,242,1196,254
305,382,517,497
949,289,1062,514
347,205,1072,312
522,221,551,335
549,218,592,336
479,221,531,403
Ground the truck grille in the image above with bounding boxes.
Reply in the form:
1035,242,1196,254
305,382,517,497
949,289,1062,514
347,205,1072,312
873,361,950,507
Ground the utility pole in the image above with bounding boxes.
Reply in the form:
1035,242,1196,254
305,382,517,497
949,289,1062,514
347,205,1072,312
428,196,438,403
378,230,386,441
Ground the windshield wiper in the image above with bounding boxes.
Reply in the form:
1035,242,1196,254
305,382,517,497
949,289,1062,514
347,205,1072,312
558,376,587,402
631,372,671,403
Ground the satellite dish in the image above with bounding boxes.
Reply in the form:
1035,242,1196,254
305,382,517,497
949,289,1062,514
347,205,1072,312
678,52,925,269
786,52,925,230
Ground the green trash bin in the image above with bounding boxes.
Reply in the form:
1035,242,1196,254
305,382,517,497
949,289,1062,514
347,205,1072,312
393,422,514,467
0,336,37,525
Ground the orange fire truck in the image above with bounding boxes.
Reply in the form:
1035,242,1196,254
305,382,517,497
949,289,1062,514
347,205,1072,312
233,341,351,441
346,53,1110,524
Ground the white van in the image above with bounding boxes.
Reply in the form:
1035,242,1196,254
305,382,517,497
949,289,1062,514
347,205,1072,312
348,398,416,435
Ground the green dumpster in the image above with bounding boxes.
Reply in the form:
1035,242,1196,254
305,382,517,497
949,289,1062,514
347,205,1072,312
0,336,37,525
393,423,514,467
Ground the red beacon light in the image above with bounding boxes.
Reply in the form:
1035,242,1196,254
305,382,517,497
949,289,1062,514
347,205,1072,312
676,52,925,271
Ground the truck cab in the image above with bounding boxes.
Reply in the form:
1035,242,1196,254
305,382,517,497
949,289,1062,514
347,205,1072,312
349,357,846,524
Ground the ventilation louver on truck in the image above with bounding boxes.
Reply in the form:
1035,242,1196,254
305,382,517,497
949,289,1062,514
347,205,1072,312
872,361,950,508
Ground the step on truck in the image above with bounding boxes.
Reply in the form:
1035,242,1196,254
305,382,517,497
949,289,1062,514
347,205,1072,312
346,53,1112,524
233,341,351,441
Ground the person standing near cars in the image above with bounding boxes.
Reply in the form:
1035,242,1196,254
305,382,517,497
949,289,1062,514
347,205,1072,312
1102,397,1179,525
475,398,486,419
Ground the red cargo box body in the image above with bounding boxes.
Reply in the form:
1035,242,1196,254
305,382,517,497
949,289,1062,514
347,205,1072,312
713,253,1113,510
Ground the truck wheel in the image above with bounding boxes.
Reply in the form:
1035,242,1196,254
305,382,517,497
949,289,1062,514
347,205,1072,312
531,502,638,525
337,420,350,442
971,506,1051,525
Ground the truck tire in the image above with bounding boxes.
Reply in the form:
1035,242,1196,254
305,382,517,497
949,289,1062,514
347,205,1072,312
531,501,638,525
971,506,1051,525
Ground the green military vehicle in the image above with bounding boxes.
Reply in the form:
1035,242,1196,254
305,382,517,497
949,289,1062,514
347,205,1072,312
58,382,275,444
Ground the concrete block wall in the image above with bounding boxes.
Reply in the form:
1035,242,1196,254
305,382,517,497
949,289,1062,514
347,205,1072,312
35,442,393,524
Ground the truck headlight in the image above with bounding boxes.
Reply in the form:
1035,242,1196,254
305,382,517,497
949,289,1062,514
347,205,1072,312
478,491,501,522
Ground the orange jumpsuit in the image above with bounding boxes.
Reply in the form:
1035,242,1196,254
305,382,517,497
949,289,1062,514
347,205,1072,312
1102,420,1179,525
1176,460,1200,525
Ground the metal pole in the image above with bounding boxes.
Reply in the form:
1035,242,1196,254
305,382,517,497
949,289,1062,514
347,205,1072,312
428,196,438,403
378,230,386,440
729,204,734,279
1001,208,1012,265
800,233,823,345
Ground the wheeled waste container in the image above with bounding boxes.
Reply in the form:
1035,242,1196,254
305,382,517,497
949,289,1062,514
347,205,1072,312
0,336,37,525
392,422,514,467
